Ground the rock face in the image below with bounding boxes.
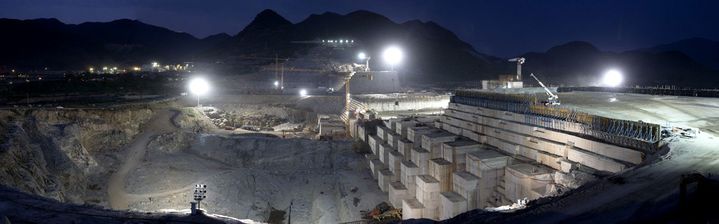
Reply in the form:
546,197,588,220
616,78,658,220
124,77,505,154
0,108,153,203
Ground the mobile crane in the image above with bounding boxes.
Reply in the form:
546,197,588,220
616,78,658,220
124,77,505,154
529,73,560,106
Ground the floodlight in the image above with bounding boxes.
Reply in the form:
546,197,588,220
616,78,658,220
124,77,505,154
299,89,308,97
358,52,367,60
382,46,404,66
602,69,623,87
188,77,210,107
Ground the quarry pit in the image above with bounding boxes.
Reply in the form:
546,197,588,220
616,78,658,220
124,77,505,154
1,91,719,224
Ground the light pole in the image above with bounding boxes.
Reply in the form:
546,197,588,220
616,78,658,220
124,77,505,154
358,52,371,71
188,77,210,107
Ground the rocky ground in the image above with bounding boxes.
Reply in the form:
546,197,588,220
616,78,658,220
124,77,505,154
0,107,154,205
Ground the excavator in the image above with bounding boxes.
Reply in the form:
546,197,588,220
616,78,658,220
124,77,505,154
529,73,560,106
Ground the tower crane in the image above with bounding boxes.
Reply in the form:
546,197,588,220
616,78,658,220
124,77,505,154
508,57,525,81
262,62,374,127
529,73,560,106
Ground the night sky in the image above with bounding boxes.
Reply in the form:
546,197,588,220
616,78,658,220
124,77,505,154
1,0,717,57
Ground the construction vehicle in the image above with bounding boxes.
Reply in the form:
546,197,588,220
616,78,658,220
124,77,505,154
529,73,560,106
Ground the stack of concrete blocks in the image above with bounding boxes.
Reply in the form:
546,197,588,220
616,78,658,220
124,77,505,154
415,175,441,219
411,147,431,175
378,142,392,164
389,181,410,208
377,126,391,142
452,171,480,210
368,134,381,156
465,150,511,208
387,132,401,148
441,140,482,172
387,150,403,180
395,120,417,138
439,191,468,220
504,163,554,202
400,160,420,197
397,139,414,157
444,103,642,173
378,169,397,192
428,158,454,192
421,131,458,159
369,157,385,180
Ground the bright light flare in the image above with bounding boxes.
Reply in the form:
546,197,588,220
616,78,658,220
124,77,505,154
602,69,623,87
299,89,308,97
382,46,403,66
273,81,279,87
188,77,210,96
358,52,367,60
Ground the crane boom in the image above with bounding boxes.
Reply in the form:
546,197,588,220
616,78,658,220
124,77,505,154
529,73,560,105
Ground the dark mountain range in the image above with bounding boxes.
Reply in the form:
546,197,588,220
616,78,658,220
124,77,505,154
0,10,716,87
0,18,215,69
211,9,507,83
521,41,719,87
635,37,719,70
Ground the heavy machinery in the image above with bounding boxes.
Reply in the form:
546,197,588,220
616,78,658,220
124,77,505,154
508,57,526,81
263,62,374,127
529,73,560,106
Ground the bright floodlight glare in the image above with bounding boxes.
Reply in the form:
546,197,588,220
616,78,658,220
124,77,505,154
602,69,623,87
383,46,403,65
273,81,279,87
358,52,367,60
189,77,210,96
299,89,308,97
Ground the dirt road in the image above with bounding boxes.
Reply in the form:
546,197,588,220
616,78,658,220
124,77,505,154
107,109,179,210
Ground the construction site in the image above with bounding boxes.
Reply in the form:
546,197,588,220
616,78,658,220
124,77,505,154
1,7,719,223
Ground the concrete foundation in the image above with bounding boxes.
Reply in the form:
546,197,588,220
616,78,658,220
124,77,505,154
440,191,468,220
389,181,411,208
428,158,454,192
402,198,424,219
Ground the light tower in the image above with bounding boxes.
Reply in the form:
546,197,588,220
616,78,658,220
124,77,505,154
188,77,210,107
191,184,207,215
508,57,525,81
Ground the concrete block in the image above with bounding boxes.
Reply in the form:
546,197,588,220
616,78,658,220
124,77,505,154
416,175,441,204
408,126,438,144
567,148,626,173
377,126,391,141
369,158,385,180
400,160,419,196
378,142,393,164
397,139,414,157
368,135,380,155
411,147,431,175
378,169,394,192
466,149,510,178
440,191,468,220
559,160,573,173
504,163,554,202
402,198,424,219
387,150,403,178
453,171,479,210
421,131,458,159
441,140,482,171
397,121,418,138
428,158,454,192
389,181,411,208
387,132,401,147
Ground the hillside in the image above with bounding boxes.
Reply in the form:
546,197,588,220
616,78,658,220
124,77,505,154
521,41,719,87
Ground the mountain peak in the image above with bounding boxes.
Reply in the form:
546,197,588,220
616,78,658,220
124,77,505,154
546,41,599,55
237,9,292,36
